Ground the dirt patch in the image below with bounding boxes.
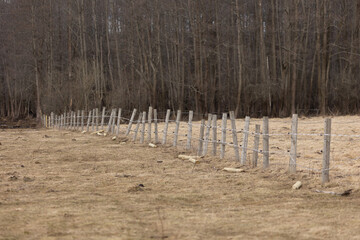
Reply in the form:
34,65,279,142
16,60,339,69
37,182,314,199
0,126,359,239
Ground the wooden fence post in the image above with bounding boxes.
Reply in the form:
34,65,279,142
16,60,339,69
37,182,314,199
86,110,92,132
202,114,212,156
186,111,193,150
212,114,218,156
100,107,106,130
154,109,158,143
263,116,269,169
133,113,142,141
322,118,331,184
147,106,153,142
77,110,80,130
220,113,227,159
241,116,250,165
107,110,114,133
162,109,171,144
173,110,182,147
252,124,261,167
289,114,298,173
140,111,146,144
91,109,95,131
69,112,73,129
197,119,205,156
81,110,85,131
95,108,99,131
116,108,122,136
111,109,117,134
229,111,240,162
126,109,137,136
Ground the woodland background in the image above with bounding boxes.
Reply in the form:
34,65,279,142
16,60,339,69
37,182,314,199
1,0,360,120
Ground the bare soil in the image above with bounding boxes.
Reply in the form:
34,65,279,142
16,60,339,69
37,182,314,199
0,119,360,239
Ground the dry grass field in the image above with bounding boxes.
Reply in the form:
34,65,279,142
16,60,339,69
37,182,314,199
1,116,360,239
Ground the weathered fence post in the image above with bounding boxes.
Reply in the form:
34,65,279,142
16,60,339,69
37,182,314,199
289,114,298,173
133,113,142,141
69,112,73,129
220,113,227,159
111,109,117,134
81,110,85,131
126,109,137,136
77,110,80,130
95,108,99,131
154,109,158,143
147,106,153,142
322,118,331,184
212,114,218,156
91,109,95,131
107,109,114,134
73,111,76,130
173,110,182,147
140,111,146,144
86,110,92,132
186,111,193,150
162,109,171,145
263,116,269,169
252,124,261,167
197,119,205,156
241,116,250,165
202,114,212,156
116,108,122,136
229,111,240,162
101,107,106,130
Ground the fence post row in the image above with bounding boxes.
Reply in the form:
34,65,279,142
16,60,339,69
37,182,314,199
322,118,331,184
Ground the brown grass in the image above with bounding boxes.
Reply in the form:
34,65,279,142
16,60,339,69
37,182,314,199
0,116,360,239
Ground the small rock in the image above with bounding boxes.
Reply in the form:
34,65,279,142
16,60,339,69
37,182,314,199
112,136,117,141
292,181,302,190
72,138,76,141
157,160,163,163
23,177,34,182
21,165,24,168
34,161,40,164
149,143,157,148
43,135,50,138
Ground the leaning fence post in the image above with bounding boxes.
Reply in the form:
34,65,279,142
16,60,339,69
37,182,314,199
154,109,159,143
253,124,261,167
241,116,250,165
140,111,146,144
220,113,227,159
212,114,218,156
173,110,182,147
162,109,171,145
116,108,122,136
289,114,298,173
133,113,142,142
202,114,212,156
101,107,106,130
86,110,92,132
229,111,240,162
107,110,114,133
263,116,269,169
186,111,193,150
197,119,205,156
322,118,331,184
126,109,137,136
147,106,153,142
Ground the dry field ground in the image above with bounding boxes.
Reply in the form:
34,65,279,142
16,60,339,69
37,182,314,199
1,116,360,239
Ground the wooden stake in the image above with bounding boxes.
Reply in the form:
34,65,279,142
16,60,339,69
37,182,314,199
81,110,85,131
126,109,137,136
162,109,171,145
202,114,212,156
69,111,73,129
111,108,117,134
101,107,106,130
173,110,182,147
241,116,250,165
116,108,122,136
263,116,269,169
107,110,114,133
220,113,227,159
322,118,331,184
197,119,205,156
186,111,193,150
140,111,146,144
252,124,260,167
212,114,218,156
91,109,95,131
229,111,240,162
95,108,99,131
77,110,80,130
289,114,298,173
133,113,142,141
154,109,158,143
147,106,153,142
86,110,92,132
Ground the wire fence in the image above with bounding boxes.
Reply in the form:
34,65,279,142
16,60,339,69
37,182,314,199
42,108,360,187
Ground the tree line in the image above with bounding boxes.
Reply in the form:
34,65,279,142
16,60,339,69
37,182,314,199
1,0,360,121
